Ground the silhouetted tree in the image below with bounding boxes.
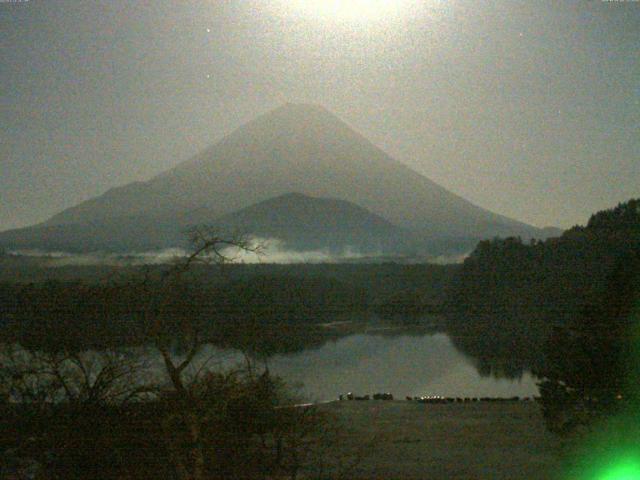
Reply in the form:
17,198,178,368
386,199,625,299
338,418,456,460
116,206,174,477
445,198,640,381
0,229,330,480
536,249,640,433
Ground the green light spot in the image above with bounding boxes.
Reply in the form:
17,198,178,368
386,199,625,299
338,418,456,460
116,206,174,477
599,459,640,480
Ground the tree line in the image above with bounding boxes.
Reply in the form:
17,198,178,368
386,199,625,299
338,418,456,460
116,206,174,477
0,233,347,479
446,199,640,431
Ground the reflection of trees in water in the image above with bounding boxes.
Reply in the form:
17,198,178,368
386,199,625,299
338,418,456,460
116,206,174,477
120,312,549,381
443,199,640,386
0,277,542,380
242,319,446,358
208,322,338,358
222,313,541,384
216,319,442,358
443,312,546,381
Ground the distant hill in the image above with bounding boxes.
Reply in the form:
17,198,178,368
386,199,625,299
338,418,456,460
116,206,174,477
209,193,406,253
0,103,558,254
0,216,184,253
0,193,408,254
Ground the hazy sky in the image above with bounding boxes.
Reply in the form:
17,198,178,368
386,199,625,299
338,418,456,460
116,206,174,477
1,0,638,230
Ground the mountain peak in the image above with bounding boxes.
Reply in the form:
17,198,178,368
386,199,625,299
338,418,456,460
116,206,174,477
272,102,330,114
0,104,553,253
251,103,343,131
270,192,312,201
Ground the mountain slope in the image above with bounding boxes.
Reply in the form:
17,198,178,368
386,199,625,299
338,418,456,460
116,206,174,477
1,103,555,253
210,192,406,253
0,193,408,253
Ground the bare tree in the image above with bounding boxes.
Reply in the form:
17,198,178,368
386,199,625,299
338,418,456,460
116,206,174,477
132,229,265,480
1,229,333,480
0,345,153,407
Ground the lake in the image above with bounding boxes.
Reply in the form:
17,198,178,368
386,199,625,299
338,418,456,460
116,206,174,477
197,331,539,402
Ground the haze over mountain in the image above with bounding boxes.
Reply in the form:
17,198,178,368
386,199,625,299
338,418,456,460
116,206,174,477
0,104,559,255
211,192,405,254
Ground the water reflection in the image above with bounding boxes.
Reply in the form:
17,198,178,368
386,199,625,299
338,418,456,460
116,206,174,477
198,332,539,402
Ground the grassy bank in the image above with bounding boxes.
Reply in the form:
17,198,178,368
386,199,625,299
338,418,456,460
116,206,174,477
309,400,562,479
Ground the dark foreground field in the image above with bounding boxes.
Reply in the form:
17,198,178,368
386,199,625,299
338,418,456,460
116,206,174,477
310,400,562,480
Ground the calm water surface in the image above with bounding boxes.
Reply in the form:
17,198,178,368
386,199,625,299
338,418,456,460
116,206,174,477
199,332,539,402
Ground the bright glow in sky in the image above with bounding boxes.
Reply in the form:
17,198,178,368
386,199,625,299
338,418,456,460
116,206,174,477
281,0,417,22
2,1,639,231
